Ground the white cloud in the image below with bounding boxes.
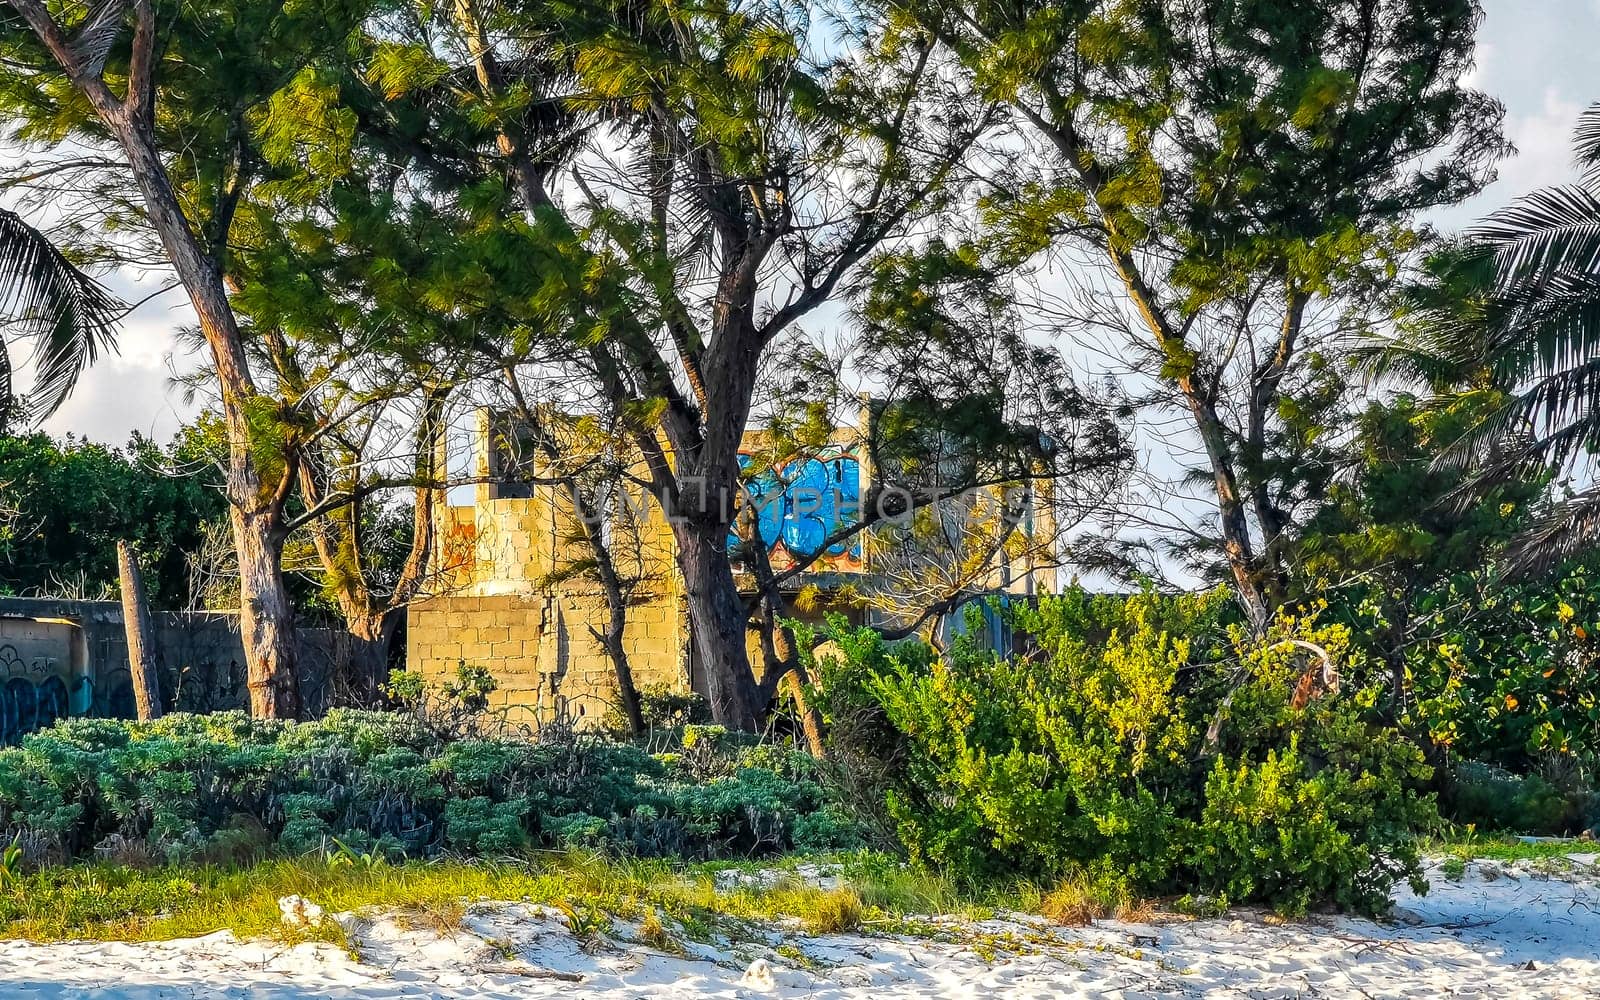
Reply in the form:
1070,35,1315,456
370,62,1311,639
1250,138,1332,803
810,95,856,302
1460,38,1494,91
39,358,194,445
1498,88,1587,196
1428,90,1590,234
26,280,200,445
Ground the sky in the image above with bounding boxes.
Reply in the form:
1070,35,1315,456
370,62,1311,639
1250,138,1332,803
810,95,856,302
22,0,1600,446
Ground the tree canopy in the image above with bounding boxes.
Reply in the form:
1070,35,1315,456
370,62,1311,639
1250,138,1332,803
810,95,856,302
14,0,1600,753
0,430,226,606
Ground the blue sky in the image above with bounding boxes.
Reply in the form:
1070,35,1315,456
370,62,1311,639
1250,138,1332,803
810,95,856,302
32,0,1600,445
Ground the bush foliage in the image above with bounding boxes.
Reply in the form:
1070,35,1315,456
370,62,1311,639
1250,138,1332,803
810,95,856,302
1401,564,1600,768
0,709,862,866
811,588,1435,915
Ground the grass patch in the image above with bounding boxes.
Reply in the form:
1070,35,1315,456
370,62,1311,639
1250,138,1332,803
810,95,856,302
836,854,978,917
0,849,1172,950
1038,880,1103,926
794,887,864,934
0,850,1000,946
1035,872,1153,927
1425,833,1597,864
392,899,466,936
636,909,683,954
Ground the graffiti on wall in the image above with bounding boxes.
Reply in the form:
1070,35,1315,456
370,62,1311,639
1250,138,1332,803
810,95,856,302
731,448,865,572
0,643,86,746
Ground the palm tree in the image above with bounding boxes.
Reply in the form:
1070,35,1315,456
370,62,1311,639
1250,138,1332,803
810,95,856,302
0,208,121,426
1366,103,1600,576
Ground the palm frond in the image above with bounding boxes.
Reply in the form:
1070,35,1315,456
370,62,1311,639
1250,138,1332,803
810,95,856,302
1502,490,1600,579
1360,242,1501,390
69,0,130,77
0,341,16,431
1399,102,1600,570
0,210,122,421
1434,357,1600,483
1492,287,1600,387
1349,335,1458,388
1575,102,1600,186
1469,184,1600,293
1501,356,1600,453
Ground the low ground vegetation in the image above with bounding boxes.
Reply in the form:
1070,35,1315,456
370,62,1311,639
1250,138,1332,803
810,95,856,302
0,587,1595,942
0,846,1130,946
0,851,880,944
0,831,1571,949
0,705,863,868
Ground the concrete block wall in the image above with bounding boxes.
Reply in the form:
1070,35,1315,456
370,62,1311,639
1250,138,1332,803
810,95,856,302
412,404,1056,729
407,582,689,730
412,408,697,729
472,498,559,594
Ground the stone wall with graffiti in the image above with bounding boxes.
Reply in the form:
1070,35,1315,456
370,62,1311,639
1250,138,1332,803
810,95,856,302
0,617,82,743
0,598,341,745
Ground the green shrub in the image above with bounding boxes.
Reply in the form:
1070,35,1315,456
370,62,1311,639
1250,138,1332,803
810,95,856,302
0,709,858,865
382,664,502,738
813,588,1435,915
1441,760,1596,835
442,797,530,854
603,685,711,735
545,812,607,848
792,803,867,853
1394,563,1600,768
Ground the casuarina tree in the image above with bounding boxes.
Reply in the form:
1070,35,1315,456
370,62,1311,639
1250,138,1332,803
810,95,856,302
882,0,1507,630
1,0,378,714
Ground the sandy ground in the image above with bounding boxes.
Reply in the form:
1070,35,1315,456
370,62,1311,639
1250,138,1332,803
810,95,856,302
0,855,1596,999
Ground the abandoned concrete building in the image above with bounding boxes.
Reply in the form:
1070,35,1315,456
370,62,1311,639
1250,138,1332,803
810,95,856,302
405,409,1058,728
0,409,1056,742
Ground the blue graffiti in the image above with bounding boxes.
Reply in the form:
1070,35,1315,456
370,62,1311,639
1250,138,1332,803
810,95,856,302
737,455,787,552
69,675,94,715
731,453,863,563
0,675,69,746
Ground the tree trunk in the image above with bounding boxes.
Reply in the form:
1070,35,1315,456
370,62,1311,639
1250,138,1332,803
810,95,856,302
767,619,826,759
587,525,645,736
452,0,549,215
735,493,827,754
672,519,761,730
295,383,450,710
786,667,827,759
339,608,399,706
1176,377,1272,633
232,505,300,718
8,0,299,719
112,115,299,718
128,154,299,718
295,459,383,707
1036,109,1275,635
116,540,163,721
597,613,645,736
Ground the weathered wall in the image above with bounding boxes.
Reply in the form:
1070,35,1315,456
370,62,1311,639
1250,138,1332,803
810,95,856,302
409,406,1056,728
407,407,694,728
0,597,339,743
407,581,689,729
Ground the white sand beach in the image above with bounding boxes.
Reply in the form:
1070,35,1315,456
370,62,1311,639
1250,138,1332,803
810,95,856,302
1,856,1595,999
